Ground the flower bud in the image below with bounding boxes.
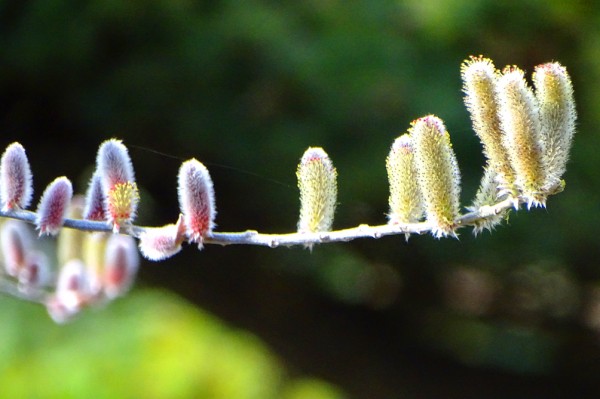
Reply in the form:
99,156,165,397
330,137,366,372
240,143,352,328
47,259,91,323
18,250,51,294
83,171,107,221
533,62,576,190
35,176,73,236
497,66,546,208
296,147,337,235
177,159,216,247
461,56,517,198
467,167,508,235
0,142,33,211
138,215,186,261
96,139,139,232
386,134,423,225
411,115,461,238
0,220,33,277
103,234,139,299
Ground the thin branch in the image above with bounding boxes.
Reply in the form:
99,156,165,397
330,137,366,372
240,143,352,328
0,195,523,248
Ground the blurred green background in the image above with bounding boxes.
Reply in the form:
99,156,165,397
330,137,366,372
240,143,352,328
2,0,600,398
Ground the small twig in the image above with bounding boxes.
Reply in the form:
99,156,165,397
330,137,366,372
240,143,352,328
0,195,523,249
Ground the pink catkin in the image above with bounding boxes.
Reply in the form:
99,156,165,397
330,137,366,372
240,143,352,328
47,259,90,323
103,234,139,299
138,216,186,261
96,139,134,189
0,220,32,277
18,250,50,292
0,142,33,211
35,177,73,236
83,172,107,221
177,159,216,245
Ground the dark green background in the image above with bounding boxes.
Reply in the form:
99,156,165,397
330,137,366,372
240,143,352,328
1,1,600,397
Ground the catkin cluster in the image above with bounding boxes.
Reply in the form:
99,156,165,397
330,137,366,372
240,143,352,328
462,57,576,213
386,56,576,236
0,140,216,322
0,55,576,322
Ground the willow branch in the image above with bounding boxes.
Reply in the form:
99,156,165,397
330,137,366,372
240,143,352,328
0,194,525,249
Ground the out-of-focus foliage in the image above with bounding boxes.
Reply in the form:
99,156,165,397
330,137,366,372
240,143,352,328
2,0,600,397
0,289,345,399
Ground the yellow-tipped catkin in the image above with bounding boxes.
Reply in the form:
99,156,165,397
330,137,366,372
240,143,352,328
461,56,517,198
497,66,546,208
386,134,423,224
533,62,577,190
297,147,337,234
411,115,461,238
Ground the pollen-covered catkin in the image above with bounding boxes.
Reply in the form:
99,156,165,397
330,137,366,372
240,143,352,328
497,66,546,208
461,56,517,198
411,115,461,238
533,62,576,190
96,139,139,232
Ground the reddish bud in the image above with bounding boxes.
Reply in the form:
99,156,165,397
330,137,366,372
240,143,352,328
35,177,73,236
103,234,139,299
177,159,216,247
46,259,91,323
83,172,107,221
0,220,33,277
138,215,186,261
18,250,51,294
0,142,33,211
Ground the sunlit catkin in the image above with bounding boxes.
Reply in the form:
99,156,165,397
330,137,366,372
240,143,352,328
138,215,186,261
296,147,337,234
0,142,33,212
35,177,73,236
461,56,517,198
96,139,139,232
386,134,423,225
533,62,576,190
177,159,216,248
497,66,546,208
411,116,461,238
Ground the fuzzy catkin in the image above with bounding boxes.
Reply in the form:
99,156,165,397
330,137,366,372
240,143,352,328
461,56,517,198
533,62,576,190
386,134,423,224
411,115,461,238
497,67,546,208
297,147,337,234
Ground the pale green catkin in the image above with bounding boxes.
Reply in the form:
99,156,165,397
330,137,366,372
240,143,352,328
461,56,517,199
411,115,461,238
297,147,337,234
497,66,546,208
386,134,423,225
533,62,577,191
